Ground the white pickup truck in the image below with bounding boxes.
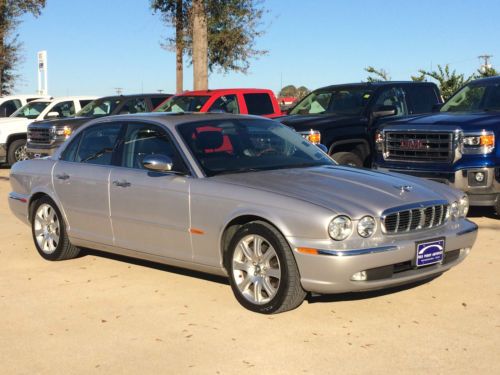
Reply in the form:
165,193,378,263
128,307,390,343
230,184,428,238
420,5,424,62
0,95,47,117
0,96,95,165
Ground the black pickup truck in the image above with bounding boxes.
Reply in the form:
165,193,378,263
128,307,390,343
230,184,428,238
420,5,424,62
26,93,171,157
279,81,442,166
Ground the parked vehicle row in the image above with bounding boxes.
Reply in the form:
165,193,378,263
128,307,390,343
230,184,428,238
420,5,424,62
9,113,478,313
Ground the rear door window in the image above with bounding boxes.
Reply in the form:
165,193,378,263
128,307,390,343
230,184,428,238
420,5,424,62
405,86,441,114
243,93,274,115
0,99,22,116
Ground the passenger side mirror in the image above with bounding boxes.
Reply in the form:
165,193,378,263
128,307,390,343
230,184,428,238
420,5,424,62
142,154,173,172
372,105,397,118
46,111,60,118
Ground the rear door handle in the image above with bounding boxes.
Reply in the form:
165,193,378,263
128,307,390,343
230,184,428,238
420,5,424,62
113,180,131,188
55,173,70,180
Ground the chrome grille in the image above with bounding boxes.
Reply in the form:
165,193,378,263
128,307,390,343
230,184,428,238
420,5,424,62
384,132,453,162
28,126,53,144
382,202,448,234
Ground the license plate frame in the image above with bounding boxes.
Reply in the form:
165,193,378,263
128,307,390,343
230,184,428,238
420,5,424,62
415,238,445,267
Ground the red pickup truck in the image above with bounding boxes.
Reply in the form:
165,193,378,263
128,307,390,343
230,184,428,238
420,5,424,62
154,88,282,118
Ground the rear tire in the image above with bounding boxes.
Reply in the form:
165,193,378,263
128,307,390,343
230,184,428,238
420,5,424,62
331,151,363,167
7,139,28,165
227,221,306,314
31,196,80,261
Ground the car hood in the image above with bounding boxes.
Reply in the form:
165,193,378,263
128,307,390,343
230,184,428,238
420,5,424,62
279,114,364,130
385,112,500,130
0,117,30,125
212,166,459,218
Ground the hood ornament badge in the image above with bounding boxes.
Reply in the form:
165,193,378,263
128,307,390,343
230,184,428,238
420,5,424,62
395,185,413,193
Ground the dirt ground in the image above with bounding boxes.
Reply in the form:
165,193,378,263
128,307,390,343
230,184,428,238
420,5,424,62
0,167,499,374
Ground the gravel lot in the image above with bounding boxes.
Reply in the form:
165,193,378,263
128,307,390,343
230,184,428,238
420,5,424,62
0,167,499,374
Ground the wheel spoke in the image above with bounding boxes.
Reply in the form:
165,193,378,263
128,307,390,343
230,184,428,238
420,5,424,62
266,267,281,280
239,241,255,262
253,236,263,257
261,246,276,264
238,274,253,292
262,277,277,297
253,280,263,303
232,259,250,273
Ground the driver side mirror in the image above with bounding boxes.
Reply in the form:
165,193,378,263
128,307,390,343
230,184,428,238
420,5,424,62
142,154,173,172
46,111,60,118
372,105,397,118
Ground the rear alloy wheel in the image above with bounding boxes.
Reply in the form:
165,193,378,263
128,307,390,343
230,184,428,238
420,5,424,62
31,197,80,261
227,221,306,314
331,151,363,167
7,139,28,165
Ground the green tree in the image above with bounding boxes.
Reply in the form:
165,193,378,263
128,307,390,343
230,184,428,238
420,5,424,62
365,66,390,82
278,84,297,97
152,0,267,90
475,66,498,78
0,0,46,95
413,64,469,100
296,85,310,99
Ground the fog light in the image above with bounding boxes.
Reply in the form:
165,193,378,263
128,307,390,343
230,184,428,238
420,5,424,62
351,271,367,281
475,172,485,182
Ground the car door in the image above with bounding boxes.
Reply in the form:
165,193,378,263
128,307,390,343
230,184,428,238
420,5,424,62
109,122,192,261
52,122,123,245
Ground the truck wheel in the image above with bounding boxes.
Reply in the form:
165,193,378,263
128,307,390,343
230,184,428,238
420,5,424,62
227,221,306,314
7,139,28,165
331,151,363,167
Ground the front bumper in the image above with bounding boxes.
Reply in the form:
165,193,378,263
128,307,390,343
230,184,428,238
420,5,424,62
0,143,6,163
289,218,477,294
374,165,500,206
26,142,59,157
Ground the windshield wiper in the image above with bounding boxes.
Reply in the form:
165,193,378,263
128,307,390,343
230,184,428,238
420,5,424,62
212,167,262,176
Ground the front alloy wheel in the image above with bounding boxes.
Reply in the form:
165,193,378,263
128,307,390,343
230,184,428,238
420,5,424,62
227,221,306,314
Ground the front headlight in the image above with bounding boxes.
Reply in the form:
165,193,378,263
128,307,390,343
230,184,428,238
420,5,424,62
357,216,376,238
458,195,469,217
450,201,460,220
329,216,352,241
462,132,495,154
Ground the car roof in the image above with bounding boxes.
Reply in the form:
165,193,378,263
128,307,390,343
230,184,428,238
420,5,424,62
468,76,500,85
27,96,97,103
314,81,437,91
0,94,48,99
175,88,274,96
92,93,173,101
85,112,270,130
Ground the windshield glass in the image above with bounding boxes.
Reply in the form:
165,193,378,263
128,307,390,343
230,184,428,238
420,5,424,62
290,88,373,115
155,95,210,113
178,119,334,176
77,98,122,117
441,82,500,112
12,101,50,119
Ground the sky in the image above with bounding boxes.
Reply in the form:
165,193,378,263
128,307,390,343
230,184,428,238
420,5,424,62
14,0,500,97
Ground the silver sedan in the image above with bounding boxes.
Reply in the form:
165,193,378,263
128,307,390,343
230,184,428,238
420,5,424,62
8,113,478,313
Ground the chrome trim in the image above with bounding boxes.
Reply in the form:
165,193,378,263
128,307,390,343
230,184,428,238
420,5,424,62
315,245,398,257
381,200,448,217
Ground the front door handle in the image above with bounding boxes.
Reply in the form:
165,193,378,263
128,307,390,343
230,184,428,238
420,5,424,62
113,180,131,188
55,173,70,180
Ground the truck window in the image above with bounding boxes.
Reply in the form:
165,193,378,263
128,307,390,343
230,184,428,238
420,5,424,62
79,100,93,108
406,86,440,114
46,101,76,118
150,96,170,109
209,94,239,114
243,93,274,115
0,99,22,116
119,98,147,114
374,87,408,116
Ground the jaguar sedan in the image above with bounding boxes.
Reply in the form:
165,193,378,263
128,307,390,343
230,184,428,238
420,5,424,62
9,113,478,313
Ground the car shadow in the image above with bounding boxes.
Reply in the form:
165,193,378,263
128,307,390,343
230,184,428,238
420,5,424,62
80,248,230,286
467,206,497,219
306,276,439,304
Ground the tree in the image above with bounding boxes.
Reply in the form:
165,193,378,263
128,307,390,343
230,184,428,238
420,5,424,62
192,0,207,89
0,0,46,95
365,66,390,82
413,64,469,100
278,85,309,99
152,0,267,90
296,85,310,99
475,66,498,79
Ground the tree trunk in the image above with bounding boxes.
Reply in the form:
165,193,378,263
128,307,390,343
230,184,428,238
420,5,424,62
175,0,183,94
192,0,208,90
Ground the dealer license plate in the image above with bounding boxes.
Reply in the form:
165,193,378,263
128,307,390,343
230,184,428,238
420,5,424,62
416,238,445,267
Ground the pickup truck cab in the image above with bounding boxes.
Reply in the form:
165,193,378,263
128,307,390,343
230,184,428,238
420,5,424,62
0,96,96,165
26,93,172,158
154,88,282,118
374,76,500,214
0,95,46,117
279,82,442,167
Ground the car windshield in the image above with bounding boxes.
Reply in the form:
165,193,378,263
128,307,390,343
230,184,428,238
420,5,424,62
77,98,122,117
290,88,373,116
441,82,500,112
155,95,210,113
177,118,334,176
12,101,51,119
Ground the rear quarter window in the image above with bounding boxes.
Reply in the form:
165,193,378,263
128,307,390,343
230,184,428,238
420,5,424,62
406,86,441,114
243,93,274,115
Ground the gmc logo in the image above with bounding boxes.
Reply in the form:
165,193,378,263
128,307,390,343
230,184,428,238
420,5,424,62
400,139,426,150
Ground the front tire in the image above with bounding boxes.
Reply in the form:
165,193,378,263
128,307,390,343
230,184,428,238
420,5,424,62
227,221,306,314
7,139,28,165
31,197,80,261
